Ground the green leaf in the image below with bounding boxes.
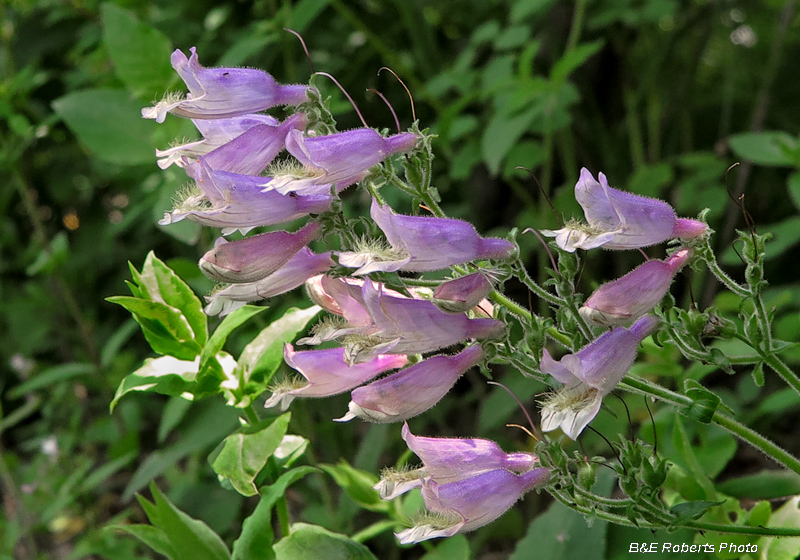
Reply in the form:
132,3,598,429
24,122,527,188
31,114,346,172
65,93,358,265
111,524,178,559
273,524,378,560
550,40,604,83
199,305,267,379
721,216,800,264
52,89,154,165
672,414,716,499
728,131,797,167
212,413,291,496
320,461,388,513
787,172,800,212
482,106,541,176
288,0,332,33
100,4,174,97
762,497,800,560
717,470,800,499
669,500,724,524
7,362,93,398
509,498,607,560
123,399,239,500
231,466,318,560
143,484,231,560
106,296,202,360
229,305,321,406
419,535,471,560
139,252,208,346
684,381,722,424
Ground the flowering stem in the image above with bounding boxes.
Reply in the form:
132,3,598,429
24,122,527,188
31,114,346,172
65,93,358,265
243,405,259,425
761,353,800,399
699,245,749,298
620,376,800,476
512,258,565,307
351,520,396,543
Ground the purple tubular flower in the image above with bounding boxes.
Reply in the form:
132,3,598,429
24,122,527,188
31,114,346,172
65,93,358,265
263,345,408,410
204,248,334,317
155,114,280,169
541,168,707,252
200,113,306,175
335,345,484,423
299,279,504,363
374,423,539,499
539,315,660,440
395,468,550,544
580,248,691,327
142,47,308,123
432,272,493,313
199,222,321,284
162,159,332,234
338,200,515,274
263,129,419,195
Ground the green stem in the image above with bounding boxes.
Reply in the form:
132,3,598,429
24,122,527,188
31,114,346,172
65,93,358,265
761,353,800,399
701,251,749,298
276,496,291,537
351,520,396,543
754,293,774,352
243,405,259,425
620,376,800,476
565,0,587,53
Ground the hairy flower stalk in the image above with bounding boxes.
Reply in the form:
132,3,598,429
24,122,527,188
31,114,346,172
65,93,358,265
375,423,540,499
580,248,691,326
263,345,408,410
335,345,484,423
142,47,308,123
541,168,707,252
539,315,660,439
339,200,515,274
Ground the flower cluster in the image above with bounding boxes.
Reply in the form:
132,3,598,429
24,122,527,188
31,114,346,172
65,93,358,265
144,49,706,545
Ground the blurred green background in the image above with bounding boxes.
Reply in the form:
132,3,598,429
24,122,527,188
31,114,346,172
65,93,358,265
3,0,800,558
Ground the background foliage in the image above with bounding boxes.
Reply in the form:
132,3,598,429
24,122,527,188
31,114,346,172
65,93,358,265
2,0,800,558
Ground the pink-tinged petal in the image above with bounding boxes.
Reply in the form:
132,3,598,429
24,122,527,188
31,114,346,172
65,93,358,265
199,222,320,283
336,346,484,423
539,315,660,439
200,113,306,175
155,114,282,169
400,423,538,485
204,249,334,316
265,129,418,194
359,280,504,358
433,273,493,313
396,468,550,543
580,249,690,326
542,169,705,251
163,159,332,232
264,345,408,410
142,48,308,122
366,200,515,272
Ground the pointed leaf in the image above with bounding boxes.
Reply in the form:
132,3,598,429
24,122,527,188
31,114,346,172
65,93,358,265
199,306,266,379
232,466,319,560
212,413,291,496
273,524,377,560
111,524,178,559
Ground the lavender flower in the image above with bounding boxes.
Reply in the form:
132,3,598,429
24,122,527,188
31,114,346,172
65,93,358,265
162,159,332,234
298,278,504,363
263,129,419,195
263,345,408,410
142,47,308,123
204,248,334,317
396,468,550,544
580,248,690,326
432,272,493,313
539,315,660,440
199,222,320,284
198,113,306,175
541,168,707,252
338,200,515,274
375,423,539,499
335,345,484,423
155,114,281,169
